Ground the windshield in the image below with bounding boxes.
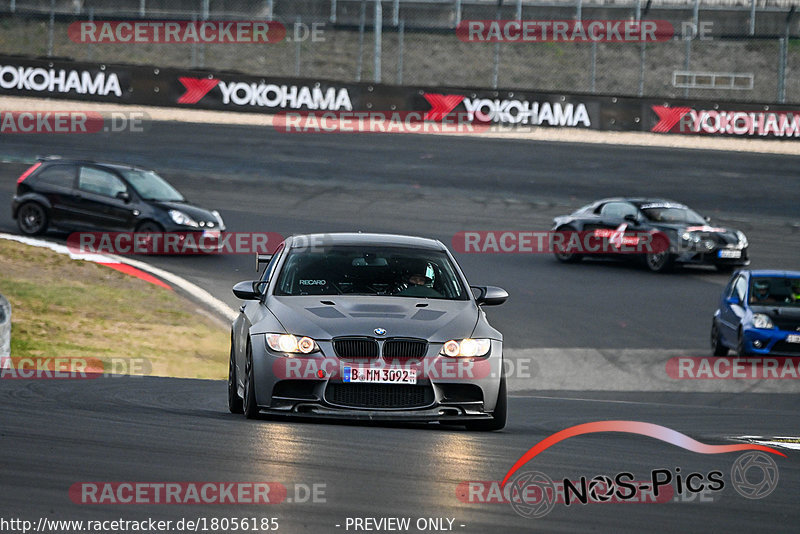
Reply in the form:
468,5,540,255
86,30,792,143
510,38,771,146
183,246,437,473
640,206,706,225
749,276,800,307
274,245,468,299
122,169,185,202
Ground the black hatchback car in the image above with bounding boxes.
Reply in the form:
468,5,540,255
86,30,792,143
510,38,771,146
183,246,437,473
11,157,225,236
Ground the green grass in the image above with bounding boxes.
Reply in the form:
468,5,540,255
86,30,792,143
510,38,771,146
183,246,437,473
1,239,229,379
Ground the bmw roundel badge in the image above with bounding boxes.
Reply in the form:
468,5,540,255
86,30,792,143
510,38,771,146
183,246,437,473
374,328,386,336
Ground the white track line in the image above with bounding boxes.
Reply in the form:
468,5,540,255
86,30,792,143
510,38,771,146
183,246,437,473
0,233,237,323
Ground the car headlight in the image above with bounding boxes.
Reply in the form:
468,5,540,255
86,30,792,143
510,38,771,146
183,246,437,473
212,210,225,230
752,313,774,329
440,338,491,357
169,209,199,228
736,230,748,248
266,333,319,354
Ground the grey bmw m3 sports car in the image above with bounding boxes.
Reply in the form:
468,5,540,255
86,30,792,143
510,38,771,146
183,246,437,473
228,233,509,430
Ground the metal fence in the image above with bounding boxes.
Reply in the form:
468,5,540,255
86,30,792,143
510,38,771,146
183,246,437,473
1,0,799,103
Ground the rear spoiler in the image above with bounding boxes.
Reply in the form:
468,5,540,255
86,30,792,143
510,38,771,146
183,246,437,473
255,253,272,272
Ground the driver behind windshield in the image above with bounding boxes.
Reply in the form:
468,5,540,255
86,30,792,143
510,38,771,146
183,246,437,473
395,261,441,298
750,280,777,304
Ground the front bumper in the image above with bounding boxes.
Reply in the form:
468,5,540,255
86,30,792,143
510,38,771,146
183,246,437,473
673,246,749,266
742,328,800,356
249,335,504,420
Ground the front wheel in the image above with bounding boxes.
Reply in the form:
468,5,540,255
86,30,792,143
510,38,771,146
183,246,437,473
243,342,260,419
17,202,49,235
737,330,752,357
466,376,507,431
552,226,583,263
645,250,673,273
228,341,244,414
711,322,729,357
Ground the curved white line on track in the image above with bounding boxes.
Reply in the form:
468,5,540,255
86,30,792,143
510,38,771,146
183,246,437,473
0,233,237,323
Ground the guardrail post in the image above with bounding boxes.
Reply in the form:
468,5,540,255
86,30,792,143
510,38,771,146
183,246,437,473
393,0,400,26
266,0,274,21
357,0,366,81
330,0,337,24
455,0,462,27
374,0,382,83
295,16,302,76
778,7,795,103
139,0,146,18
590,41,596,92
749,0,756,35
397,19,405,84
47,0,55,57
492,0,503,89
0,294,10,363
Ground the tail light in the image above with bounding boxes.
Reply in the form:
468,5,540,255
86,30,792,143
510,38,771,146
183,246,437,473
17,162,42,184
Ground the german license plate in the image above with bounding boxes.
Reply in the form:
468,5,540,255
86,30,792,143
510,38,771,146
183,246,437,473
717,249,741,259
787,334,800,344
343,367,416,384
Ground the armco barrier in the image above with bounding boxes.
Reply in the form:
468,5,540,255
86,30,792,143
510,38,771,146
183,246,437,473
0,55,797,138
0,294,10,361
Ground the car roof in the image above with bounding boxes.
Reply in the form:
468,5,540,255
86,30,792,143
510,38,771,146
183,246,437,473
591,197,687,207
38,156,149,172
287,233,445,251
742,270,800,277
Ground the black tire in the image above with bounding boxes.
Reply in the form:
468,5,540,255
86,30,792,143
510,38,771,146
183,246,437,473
228,341,244,414
16,202,48,235
711,322,729,357
645,250,673,273
134,221,164,254
243,341,260,419
466,376,507,431
737,330,751,357
552,226,583,263
135,221,164,233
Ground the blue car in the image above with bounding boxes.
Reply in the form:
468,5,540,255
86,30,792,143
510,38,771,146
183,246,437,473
711,270,800,356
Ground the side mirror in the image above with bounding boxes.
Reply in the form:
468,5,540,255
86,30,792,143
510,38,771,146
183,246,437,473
725,295,741,306
115,191,131,202
623,214,638,224
471,285,509,306
233,280,264,300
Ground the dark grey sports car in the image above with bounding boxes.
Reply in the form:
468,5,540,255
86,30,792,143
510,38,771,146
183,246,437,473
228,233,509,430
552,198,750,273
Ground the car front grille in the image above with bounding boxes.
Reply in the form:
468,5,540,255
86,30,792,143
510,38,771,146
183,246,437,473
325,383,434,409
333,337,379,359
774,319,800,331
382,339,427,361
771,341,800,355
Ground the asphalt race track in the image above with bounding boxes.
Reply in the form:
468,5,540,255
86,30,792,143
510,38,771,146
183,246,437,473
1,123,800,532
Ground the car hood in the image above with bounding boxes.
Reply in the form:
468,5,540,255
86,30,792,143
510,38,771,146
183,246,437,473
649,222,741,244
263,296,482,342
